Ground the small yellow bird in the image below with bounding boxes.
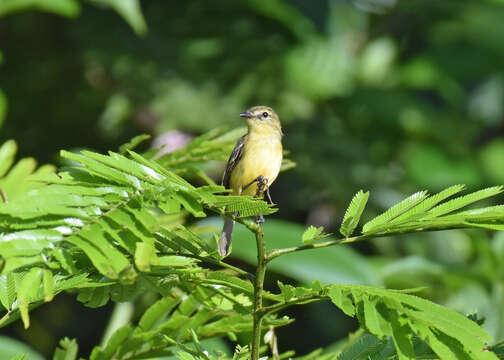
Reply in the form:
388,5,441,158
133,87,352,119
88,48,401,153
219,106,283,256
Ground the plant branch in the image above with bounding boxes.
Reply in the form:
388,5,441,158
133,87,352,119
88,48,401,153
262,295,329,315
266,224,470,262
251,224,267,360
267,234,369,261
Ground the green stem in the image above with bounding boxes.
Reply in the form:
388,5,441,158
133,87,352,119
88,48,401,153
262,295,328,315
266,225,470,262
267,234,369,261
251,224,267,360
196,278,279,301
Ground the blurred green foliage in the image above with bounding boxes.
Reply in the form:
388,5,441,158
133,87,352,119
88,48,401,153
1,0,504,358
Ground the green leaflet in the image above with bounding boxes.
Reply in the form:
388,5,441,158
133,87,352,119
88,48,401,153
158,197,181,214
54,274,89,292
0,273,17,310
363,191,428,234
328,285,497,360
90,325,133,360
424,186,503,219
157,255,196,267
0,140,16,177
17,268,43,328
119,134,150,154
302,225,329,244
0,140,55,203
53,338,78,360
206,271,254,295
212,195,276,218
340,190,369,237
172,191,206,217
0,229,63,257
228,201,276,218
66,224,132,281
84,150,163,186
359,185,504,236
156,228,203,255
77,287,112,308
61,151,143,189
336,333,394,360
389,185,465,225
43,269,54,302
128,150,195,190
278,281,295,301
135,242,159,272
138,296,182,331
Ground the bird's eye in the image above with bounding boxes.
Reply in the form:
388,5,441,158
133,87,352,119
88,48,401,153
262,112,269,118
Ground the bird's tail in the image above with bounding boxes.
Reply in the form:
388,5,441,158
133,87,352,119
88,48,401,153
219,216,235,256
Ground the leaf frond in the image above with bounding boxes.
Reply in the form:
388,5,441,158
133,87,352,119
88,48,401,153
363,191,428,234
340,190,369,237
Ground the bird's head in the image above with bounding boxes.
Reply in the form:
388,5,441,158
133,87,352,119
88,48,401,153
240,106,282,136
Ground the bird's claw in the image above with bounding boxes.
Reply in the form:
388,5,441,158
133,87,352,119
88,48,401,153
255,175,268,198
255,214,265,224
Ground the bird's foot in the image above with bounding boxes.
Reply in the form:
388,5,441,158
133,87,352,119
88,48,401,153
255,214,265,224
255,175,269,198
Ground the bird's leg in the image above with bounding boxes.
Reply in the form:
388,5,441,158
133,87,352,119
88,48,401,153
240,175,271,223
254,175,268,224
242,175,267,192
254,175,268,198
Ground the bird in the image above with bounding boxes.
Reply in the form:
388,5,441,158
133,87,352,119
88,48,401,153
218,106,283,256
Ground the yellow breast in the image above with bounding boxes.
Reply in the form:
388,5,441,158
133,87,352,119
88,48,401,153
230,133,283,196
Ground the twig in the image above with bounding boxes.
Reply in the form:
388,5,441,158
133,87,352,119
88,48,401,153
251,224,267,360
262,295,328,315
266,234,369,261
266,225,471,262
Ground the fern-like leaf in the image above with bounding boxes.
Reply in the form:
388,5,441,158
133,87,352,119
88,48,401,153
336,333,393,360
329,285,497,360
363,191,428,234
340,190,369,237
423,186,503,219
389,184,465,226
211,195,276,217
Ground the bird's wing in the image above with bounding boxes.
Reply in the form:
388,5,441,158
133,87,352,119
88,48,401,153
222,135,246,189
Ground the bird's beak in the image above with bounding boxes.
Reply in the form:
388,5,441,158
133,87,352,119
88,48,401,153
239,111,253,118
